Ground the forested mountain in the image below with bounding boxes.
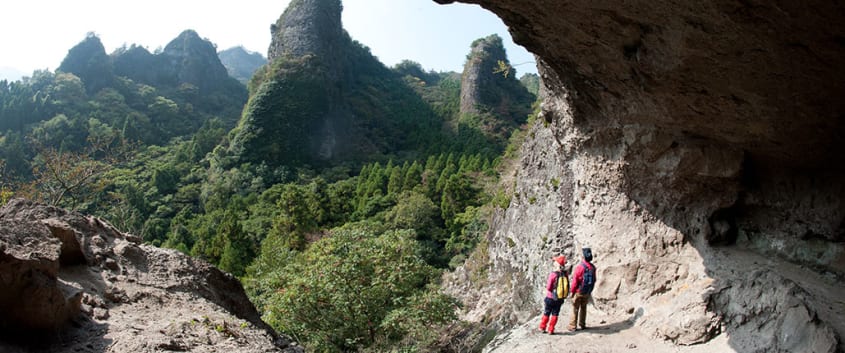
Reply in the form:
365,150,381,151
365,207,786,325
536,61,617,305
0,0,538,351
0,31,246,186
218,46,267,84
227,0,449,171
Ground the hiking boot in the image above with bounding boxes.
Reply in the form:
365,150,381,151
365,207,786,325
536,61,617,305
539,315,549,333
548,315,558,334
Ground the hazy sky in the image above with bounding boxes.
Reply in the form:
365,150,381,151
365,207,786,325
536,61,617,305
0,0,538,81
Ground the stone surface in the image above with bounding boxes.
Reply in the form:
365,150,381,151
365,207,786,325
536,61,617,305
268,0,344,65
435,0,845,352
0,198,302,353
0,220,74,331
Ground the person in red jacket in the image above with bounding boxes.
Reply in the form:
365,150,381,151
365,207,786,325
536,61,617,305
539,255,567,334
569,247,596,331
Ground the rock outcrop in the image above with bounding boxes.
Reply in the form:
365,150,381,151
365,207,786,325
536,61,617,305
268,0,345,74
459,34,534,146
113,30,245,96
228,0,443,169
159,30,237,93
0,198,302,353
435,1,845,352
58,34,115,94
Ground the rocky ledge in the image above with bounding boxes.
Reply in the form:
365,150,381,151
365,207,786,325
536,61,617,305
0,198,302,353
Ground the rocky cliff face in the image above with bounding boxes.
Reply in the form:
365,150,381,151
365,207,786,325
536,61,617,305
0,198,302,353
459,34,534,146
268,0,344,72
436,1,845,352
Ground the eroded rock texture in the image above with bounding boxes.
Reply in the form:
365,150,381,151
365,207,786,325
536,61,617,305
0,199,302,353
269,0,344,65
437,0,845,352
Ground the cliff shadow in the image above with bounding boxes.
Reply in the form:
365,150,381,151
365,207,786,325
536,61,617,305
0,315,112,353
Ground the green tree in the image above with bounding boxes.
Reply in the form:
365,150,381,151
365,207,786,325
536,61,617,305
162,207,194,253
190,209,225,261
386,164,403,196
402,160,423,192
152,164,180,195
441,173,479,235
269,184,318,251
384,191,442,240
445,206,488,259
258,227,457,352
0,159,12,205
218,207,253,276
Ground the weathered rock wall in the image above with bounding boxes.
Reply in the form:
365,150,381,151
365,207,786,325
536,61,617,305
437,0,845,351
268,0,346,78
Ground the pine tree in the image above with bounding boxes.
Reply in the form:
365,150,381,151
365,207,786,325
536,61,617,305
402,160,423,192
218,207,253,276
387,166,403,196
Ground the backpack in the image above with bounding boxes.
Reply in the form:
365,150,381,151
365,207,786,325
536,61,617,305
552,271,569,300
580,262,596,294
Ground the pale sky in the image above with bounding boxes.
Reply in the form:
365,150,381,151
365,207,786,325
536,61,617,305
0,0,538,81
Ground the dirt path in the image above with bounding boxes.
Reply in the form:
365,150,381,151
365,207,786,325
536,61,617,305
484,309,734,353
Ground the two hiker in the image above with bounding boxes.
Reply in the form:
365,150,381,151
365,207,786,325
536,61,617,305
539,247,596,334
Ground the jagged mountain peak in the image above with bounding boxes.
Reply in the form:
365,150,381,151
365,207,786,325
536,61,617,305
59,33,108,66
268,0,345,62
457,34,534,145
460,33,531,116
162,29,214,58
58,33,114,93
159,29,231,91
229,0,445,170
